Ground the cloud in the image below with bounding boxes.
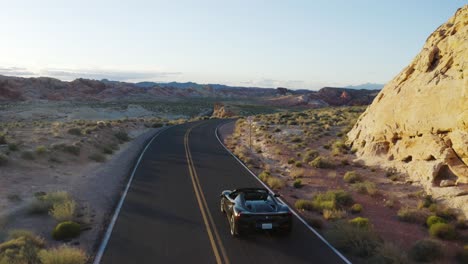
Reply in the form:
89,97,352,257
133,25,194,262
39,68,182,81
0,65,182,82
0,67,35,76
239,78,307,89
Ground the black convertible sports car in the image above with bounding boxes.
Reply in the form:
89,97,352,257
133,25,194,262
220,188,293,236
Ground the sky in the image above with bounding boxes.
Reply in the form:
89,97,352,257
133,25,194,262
0,0,465,89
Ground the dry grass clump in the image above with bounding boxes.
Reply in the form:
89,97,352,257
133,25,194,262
28,191,74,216
408,239,443,262
343,171,362,183
8,143,19,151
325,221,381,257
36,145,47,154
257,170,284,189
289,168,305,179
50,200,76,222
371,242,409,264
302,149,319,163
350,203,363,214
266,177,285,190
293,179,302,188
39,245,87,264
114,131,130,143
397,207,429,224
0,229,45,264
67,127,82,136
351,181,378,196
323,209,347,220
429,223,456,240
88,153,106,162
308,156,332,168
295,190,353,219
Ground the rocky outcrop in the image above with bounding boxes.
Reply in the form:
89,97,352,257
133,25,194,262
267,87,379,107
348,5,467,193
212,103,236,118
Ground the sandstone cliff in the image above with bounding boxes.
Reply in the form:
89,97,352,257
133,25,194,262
348,6,467,210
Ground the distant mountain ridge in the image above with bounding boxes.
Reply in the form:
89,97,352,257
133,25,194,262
0,75,379,107
344,83,385,90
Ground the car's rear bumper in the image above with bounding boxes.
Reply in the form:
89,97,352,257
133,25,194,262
236,214,292,231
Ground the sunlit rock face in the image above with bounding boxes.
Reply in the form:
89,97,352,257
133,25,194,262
348,6,468,188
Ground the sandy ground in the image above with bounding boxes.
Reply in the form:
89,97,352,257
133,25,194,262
218,119,467,263
0,121,164,256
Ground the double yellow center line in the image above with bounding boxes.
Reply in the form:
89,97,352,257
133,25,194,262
184,123,230,264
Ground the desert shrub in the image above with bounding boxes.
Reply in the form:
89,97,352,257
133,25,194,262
331,190,354,207
331,140,347,156
311,190,354,213
325,221,381,257
351,181,378,196
258,171,271,181
371,242,409,264
29,191,71,214
273,128,281,133
114,131,130,143
434,205,458,221
0,230,45,264
295,199,315,211
456,246,468,264
36,145,47,154
349,217,369,228
289,168,304,178
291,137,301,143
309,156,332,168
63,145,80,156
100,144,116,154
293,179,302,188
421,195,435,208
305,216,323,229
67,128,82,136
294,161,302,167
343,171,362,183
426,215,447,227
88,153,106,162
303,149,319,162
8,143,18,151
323,209,346,220
266,177,284,189
429,223,456,240
52,221,81,240
408,239,443,262
0,134,6,144
351,204,363,214
455,217,468,230
287,158,295,164
0,154,8,166
50,200,76,222
38,245,87,264
152,123,164,128
397,207,428,224
21,151,35,160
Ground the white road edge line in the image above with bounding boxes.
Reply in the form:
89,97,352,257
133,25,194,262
215,121,352,264
93,126,170,264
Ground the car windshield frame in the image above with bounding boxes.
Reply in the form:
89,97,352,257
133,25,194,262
242,190,269,201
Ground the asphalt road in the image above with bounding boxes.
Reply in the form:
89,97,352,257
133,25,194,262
99,119,347,264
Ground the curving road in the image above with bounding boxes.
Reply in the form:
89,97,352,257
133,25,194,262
98,119,348,264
